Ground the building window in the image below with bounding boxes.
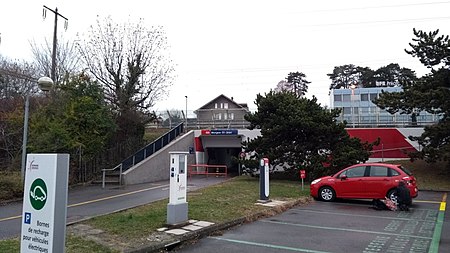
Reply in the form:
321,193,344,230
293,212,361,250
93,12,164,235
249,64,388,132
213,113,221,120
361,116,376,122
360,107,369,114
215,103,218,109
353,107,359,114
397,115,409,122
370,93,378,101
334,94,342,102
380,116,393,122
361,94,369,101
224,103,228,109
343,107,352,115
361,116,371,122
343,94,351,102
229,113,234,120
379,109,390,115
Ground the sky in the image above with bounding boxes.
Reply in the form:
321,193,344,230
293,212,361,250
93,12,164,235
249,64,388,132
1,0,450,116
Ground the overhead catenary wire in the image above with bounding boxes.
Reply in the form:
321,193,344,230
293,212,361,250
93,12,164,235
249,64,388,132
287,1,450,14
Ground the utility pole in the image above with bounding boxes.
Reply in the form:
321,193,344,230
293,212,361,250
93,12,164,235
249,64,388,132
42,5,68,82
185,96,188,129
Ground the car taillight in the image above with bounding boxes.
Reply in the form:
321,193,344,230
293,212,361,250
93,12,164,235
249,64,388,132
402,176,415,185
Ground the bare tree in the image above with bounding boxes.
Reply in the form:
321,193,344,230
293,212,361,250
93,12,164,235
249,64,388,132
30,37,81,84
162,109,183,128
0,55,39,98
274,80,290,93
77,16,174,115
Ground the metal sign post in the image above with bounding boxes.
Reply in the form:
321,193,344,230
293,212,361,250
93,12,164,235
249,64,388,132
167,151,189,226
300,170,306,191
20,154,69,253
238,152,245,176
259,158,270,202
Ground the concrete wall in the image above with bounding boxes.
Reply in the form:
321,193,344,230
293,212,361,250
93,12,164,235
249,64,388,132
122,131,195,185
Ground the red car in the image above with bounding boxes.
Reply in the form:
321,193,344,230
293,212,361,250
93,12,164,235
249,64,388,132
310,163,418,202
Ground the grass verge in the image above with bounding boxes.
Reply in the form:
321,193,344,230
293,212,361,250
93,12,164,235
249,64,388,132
85,177,308,240
0,171,23,202
143,128,170,142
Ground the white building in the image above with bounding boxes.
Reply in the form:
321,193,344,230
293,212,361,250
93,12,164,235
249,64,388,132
330,87,440,127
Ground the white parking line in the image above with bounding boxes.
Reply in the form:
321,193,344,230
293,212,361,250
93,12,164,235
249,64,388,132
211,237,331,253
260,220,433,240
289,208,433,222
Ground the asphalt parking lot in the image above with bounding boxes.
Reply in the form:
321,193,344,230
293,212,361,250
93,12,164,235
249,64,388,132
175,191,448,253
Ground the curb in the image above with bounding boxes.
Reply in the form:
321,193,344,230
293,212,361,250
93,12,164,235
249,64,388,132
126,198,310,253
127,218,246,253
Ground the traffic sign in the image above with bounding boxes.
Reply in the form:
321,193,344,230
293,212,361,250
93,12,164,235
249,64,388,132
300,170,306,191
300,170,306,179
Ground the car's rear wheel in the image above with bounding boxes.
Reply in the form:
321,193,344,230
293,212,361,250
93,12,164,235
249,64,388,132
319,186,335,202
387,189,398,205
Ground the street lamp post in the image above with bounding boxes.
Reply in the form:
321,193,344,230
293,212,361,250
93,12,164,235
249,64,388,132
21,77,54,181
185,95,188,130
20,95,30,181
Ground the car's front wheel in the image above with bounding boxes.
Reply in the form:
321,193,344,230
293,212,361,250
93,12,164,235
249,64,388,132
319,186,336,202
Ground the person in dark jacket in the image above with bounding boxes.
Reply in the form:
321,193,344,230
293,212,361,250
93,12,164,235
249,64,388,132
395,181,412,211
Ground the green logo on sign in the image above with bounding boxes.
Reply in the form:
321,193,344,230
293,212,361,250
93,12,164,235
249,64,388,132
29,178,47,210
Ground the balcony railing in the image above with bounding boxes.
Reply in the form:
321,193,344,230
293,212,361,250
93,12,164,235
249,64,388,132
188,120,250,129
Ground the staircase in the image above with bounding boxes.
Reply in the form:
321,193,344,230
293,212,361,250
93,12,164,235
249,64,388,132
98,123,185,188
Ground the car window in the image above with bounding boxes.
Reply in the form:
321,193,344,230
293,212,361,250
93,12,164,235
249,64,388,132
369,166,388,177
342,166,366,178
390,168,400,176
397,165,413,176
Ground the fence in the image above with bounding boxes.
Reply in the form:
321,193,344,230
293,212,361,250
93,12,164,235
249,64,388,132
75,135,146,183
188,120,250,129
188,164,228,178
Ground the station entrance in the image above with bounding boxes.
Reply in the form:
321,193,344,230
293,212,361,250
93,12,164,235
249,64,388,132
194,130,244,175
205,147,241,174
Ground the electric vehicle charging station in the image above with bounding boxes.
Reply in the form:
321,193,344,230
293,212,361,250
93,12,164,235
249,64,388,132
20,153,69,253
259,158,270,202
167,151,189,226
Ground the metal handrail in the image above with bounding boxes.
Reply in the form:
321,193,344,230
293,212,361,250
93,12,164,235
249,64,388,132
101,123,184,188
119,123,184,172
189,120,250,129
102,164,122,189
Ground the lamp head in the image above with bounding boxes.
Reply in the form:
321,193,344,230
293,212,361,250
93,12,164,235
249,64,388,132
37,77,54,92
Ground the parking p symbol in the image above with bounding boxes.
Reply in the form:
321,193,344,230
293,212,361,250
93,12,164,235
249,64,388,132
24,212,31,224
